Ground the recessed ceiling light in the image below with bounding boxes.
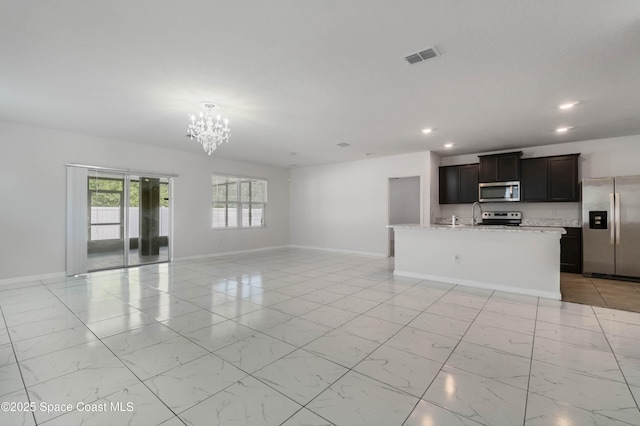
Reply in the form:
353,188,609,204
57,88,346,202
556,127,572,133
289,152,297,156
337,142,350,147
559,102,578,110
444,143,454,148
421,128,433,134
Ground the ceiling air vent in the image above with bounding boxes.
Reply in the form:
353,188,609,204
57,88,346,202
405,54,422,64
405,45,440,65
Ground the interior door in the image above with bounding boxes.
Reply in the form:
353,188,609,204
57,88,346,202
614,176,640,277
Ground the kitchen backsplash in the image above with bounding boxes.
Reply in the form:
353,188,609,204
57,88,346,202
438,202,581,227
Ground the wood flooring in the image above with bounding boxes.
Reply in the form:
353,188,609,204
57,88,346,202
561,272,640,313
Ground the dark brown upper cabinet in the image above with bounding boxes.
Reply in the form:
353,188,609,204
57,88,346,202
439,164,479,204
521,157,548,202
521,154,580,202
478,152,522,182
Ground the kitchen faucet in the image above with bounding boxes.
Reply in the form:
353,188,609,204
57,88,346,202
471,201,483,226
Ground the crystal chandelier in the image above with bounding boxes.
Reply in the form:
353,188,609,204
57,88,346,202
187,103,231,155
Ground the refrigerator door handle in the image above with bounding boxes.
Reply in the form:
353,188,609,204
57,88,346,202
610,193,615,245
615,192,621,244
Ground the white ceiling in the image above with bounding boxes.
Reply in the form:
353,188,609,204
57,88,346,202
2,1,640,167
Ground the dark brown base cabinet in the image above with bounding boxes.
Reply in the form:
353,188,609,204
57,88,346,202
522,154,580,202
439,164,479,204
561,227,582,273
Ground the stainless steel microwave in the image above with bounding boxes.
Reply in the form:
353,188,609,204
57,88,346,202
478,181,520,202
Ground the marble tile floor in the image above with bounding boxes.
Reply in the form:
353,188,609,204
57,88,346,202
87,246,170,272
561,273,640,313
0,248,638,425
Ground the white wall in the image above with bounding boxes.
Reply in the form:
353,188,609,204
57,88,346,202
289,151,434,256
0,121,290,280
439,134,640,222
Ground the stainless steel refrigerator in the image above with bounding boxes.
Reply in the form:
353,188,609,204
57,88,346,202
582,176,640,278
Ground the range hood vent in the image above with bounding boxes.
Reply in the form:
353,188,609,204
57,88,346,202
405,45,440,65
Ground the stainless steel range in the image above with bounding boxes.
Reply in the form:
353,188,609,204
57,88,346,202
480,211,522,226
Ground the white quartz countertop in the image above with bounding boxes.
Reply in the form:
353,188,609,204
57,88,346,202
390,224,566,234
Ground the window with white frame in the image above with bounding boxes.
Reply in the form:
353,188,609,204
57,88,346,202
212,175,266,228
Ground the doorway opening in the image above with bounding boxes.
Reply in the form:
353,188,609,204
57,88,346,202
388,176,421,257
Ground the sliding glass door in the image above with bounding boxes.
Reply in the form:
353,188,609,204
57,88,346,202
87,171,126,271
127,176,170,267
85,170,172,272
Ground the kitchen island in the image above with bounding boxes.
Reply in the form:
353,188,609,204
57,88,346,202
392,224,566,299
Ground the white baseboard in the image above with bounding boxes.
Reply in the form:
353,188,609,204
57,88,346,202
289,245,386,258
174,245,291,262
394,270,562,300
0,271,66,287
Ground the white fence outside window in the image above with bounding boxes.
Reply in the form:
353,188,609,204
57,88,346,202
90,207,169,240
